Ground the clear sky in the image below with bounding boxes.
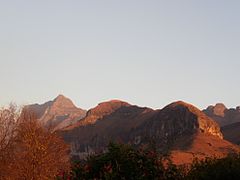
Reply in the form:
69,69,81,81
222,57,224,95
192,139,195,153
0,0,239,110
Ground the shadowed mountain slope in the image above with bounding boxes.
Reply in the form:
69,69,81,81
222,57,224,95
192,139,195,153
221,122,240,145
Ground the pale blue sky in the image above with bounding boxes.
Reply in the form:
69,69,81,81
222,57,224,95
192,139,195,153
0,0,239,110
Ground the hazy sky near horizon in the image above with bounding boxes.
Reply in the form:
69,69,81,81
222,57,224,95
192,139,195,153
0,0,239,110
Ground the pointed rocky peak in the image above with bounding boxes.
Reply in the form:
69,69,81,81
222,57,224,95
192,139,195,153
23,95,87,130
160,101,223,139
87,99,131,117
52,94,76,109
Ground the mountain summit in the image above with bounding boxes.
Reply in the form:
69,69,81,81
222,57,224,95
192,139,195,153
23,95,86,130
66,99,131,129
52,94,76,108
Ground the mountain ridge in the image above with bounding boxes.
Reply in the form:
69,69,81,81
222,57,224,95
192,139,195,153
23,96,240,164
59,99,236,164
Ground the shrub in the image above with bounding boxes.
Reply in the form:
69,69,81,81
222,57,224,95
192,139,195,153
59,142,183,180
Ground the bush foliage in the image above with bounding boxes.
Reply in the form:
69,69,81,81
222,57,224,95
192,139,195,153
57,142,240,180
58,143,184,180
0,106,70,179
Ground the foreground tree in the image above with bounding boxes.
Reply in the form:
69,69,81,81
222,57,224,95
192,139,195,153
0,105,19,179
0,106,70,179
15,111,70,179
186,154,240,180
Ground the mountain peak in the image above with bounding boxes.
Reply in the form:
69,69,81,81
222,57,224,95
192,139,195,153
167,101,192,108
215,103,227,109
23,95,87,130
98,99,129,106
87,99,130,117
205,103,227,117
213,103,227,117
53,94,76,108
54,94,68,101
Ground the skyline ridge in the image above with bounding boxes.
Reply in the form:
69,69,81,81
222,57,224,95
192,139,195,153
22,94,240,111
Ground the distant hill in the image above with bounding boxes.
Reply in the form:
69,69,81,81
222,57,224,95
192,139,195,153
203,103,240,127
23,95,86,130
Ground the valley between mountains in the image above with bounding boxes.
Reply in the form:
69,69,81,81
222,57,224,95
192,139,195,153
24,95,240,164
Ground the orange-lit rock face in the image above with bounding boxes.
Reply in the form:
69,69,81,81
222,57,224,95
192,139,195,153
158,101,223,139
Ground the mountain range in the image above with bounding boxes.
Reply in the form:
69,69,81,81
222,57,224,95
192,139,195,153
24,95,240,164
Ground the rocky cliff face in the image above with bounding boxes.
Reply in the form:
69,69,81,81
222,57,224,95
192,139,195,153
203,103,240,127
23,95,87,130
60,100,231,161
135,101,222,142
130,101,223,151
